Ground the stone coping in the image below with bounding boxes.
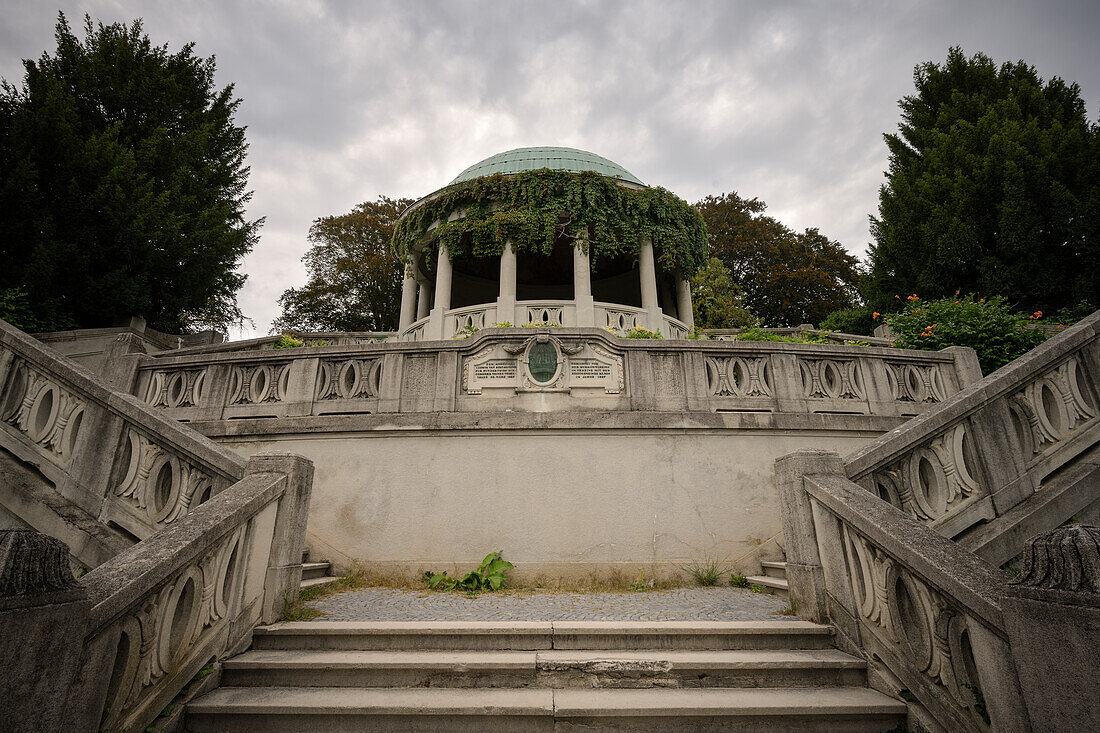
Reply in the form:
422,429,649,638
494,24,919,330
1,318,245,479
804,473,1007,632
845,309,1100,478
188,409,906,439
144,327,955,367
80,470,286,634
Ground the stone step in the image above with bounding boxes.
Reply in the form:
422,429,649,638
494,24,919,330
301,561,332,580
252,621,834,652
221,648,867,689
299,576,340,589
186,686,906,732
745,575,790,599
761,561,788,579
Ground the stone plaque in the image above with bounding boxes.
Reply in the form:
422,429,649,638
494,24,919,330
528,341,558,384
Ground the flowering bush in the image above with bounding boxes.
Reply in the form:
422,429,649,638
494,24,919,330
882,295,1044,374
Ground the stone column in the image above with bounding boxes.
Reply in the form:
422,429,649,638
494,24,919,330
497,241,517,325
676,274,694,331
416,279,431,320
573,239,595,327
398,261,418,332
426,245,453,340
638,236,662,332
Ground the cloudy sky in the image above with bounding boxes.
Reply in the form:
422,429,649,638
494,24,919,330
3,1,1098,337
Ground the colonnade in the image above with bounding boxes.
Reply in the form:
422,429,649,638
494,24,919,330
398,239,693,336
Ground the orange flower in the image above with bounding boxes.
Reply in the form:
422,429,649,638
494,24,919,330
872,312,880,319
1031,311,1042,320
907,294,919,301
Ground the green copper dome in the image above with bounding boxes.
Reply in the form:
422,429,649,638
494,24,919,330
449,147,645,186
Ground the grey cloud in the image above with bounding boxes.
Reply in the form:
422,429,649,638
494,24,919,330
1,0,1097,336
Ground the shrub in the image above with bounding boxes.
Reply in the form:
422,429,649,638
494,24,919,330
272,334,305,349
735,327,828,344
882,294,1044,374
820,307,875,336
623,326,663,339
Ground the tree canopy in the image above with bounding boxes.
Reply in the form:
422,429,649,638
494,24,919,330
0,12,259,333
689,257,756,329
274,196,413,333
695,192,861,327
865,47,1100,315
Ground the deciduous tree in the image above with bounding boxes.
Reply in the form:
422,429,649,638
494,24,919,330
695,192,861,326
274,196,413,333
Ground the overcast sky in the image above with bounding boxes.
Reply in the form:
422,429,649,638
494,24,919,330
3,1,1098,337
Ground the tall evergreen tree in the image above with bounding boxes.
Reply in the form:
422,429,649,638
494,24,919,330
866,47,1100,315
0,12,259,333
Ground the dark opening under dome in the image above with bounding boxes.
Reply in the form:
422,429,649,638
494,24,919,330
449,147,646,187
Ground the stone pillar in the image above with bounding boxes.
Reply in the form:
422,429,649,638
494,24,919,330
0,530,91,733
638,237,662,332
497,241,517,325
676,275,694,331
573,239,595,327
426,245,453,340
398,262,418,332
416,279,431,320
1002,524,1100,731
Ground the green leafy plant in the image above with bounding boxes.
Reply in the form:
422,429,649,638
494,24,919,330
771,601,796,616
272,334,306,349
521,320,562,328
734,327,828,344
423,551,514,592
820,307,875,336
749,583,770,594
392,169,708,279
491,321,513,327
452,324,480,339
729,572,750,588
623,326,663,339
882,294,1044,374
629,570,655,591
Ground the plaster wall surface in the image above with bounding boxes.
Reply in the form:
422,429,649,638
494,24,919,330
216,426,880,579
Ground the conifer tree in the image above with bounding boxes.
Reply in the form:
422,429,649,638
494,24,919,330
0,12,259,332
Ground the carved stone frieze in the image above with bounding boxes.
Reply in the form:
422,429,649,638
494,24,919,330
112,427,218,527
463,334,623,395
1,358,85,465
869,423,981,522
886,362,947,404
144,368,206,408
799,358,864,400
316,358,381,400
1009,355,1096,455
704,355,772,398
227,363,291,405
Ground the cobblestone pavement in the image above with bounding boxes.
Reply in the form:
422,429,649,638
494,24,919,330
308,587,795,622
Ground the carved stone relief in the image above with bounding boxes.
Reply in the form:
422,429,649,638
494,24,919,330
463,334,623,395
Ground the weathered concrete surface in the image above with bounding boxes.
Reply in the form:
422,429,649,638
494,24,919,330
216,424,881,578
0,530,90,733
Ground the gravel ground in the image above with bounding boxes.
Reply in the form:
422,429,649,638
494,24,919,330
307,587,795,622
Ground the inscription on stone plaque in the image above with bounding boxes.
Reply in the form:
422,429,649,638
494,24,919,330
472,360,517,380
570,359,612,380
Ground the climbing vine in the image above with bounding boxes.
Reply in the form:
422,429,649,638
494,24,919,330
392,169,709,277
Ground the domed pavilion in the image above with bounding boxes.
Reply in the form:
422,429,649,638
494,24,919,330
394,147,706,340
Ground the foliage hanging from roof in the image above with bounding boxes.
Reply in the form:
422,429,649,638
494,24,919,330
392,169,709,277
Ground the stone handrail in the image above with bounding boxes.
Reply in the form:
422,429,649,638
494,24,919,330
126,328,981,425
56,452,310,733
777,448,1100,731
0,319,247,557
843,310,1100,550
704,325,894,346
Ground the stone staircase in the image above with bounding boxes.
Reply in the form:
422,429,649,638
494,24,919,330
185,621,906,731
299,548,339,589
746,560,789,599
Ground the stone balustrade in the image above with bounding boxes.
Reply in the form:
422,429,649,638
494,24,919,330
775,309,1100,732
126,327,981,425
0,320,246,562
843,309,1100,555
